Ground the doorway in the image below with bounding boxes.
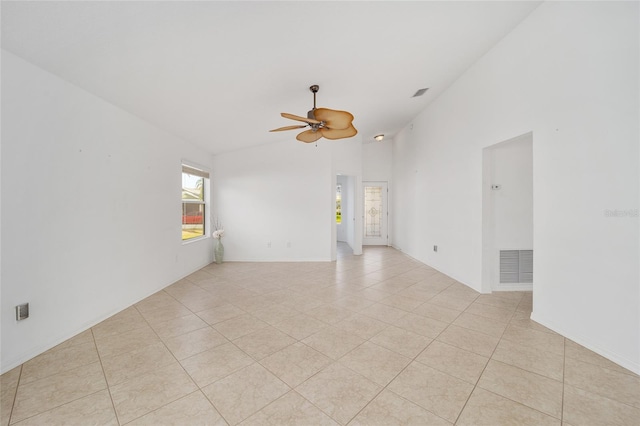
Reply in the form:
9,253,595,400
363,181,388,246
482,133,533,292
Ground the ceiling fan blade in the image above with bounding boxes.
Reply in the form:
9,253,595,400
320,124,358,140
296,129,323,143
281,112,321,125
269,125,307,132
313,108,354,130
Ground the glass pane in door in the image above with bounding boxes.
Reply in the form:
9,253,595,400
364,186,383,237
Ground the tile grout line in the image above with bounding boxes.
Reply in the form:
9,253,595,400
561,336,566,424
6,365,23,426
451,293,522,425
91,328,122,426
341,280,465,425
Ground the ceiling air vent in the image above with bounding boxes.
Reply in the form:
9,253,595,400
412,88,429,98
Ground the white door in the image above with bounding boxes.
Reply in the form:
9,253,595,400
363,182,388,245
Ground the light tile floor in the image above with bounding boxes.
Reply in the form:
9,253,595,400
2,245,639,425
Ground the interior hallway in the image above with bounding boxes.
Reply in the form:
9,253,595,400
1,244,638,425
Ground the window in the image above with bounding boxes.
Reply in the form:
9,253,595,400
182,164,209,241
336,184,342,224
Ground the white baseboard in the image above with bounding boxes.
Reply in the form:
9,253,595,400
494,283,533,291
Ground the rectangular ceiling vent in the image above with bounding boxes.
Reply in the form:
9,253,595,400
412,88,429,98
500,250,533,283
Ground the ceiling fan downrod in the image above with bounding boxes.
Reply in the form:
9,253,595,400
308,84,322,128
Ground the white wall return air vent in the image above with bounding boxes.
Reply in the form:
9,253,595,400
500,250,533,283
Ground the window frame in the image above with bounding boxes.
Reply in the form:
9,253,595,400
181,161,210,243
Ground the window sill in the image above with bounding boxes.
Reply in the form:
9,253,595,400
182,235,209,245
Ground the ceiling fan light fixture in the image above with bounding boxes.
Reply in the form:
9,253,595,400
374,134,384,141
270,85,357,143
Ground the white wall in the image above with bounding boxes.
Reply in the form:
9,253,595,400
392,2,639,372
363,140,393,182
482,133,533,291
489,134,533,250
1,51,215,373
213,140,333,261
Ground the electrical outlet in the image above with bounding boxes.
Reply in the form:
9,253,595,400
267,241,271,248
433,245,438,252
286,241,291,248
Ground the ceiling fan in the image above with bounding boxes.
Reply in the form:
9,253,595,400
270,85,357,143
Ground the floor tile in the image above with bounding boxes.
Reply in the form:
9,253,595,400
11,362,107,423
436,325,499,357
332,296,375,312
474,294,520,310
369,325,433,358
457,388,560,426
239,391,338,426
333,314,388,339
379,294,425,312
359,303,408,324
52,329,94,350
139,303,193,325
163,327,227,360
233,326,296,360
260,342,331,388
5,246,638,426
477,360,563,418
251,304,299,326
1,366,21,426
339,341,411,386
501,324,565,356
272,314,328,340
213,314,269,340
388,361,473,422
350,389,451,426
296,363,381,425
302,326,365,360
127,391,226,425
10,389,117,426
416,341,488,384
509,317,558,335
464,302,514,322
91,307,147,339
181,294,232,313
392,312,448,338
20,341,99,385
491,339,564,381
202,363,289,425
101,341,176,386
197,304,246,325
135,291,180,313
429,294,473,312
180,342,254,388
453,312,508,338
565,339,637,376
356,288,393,302
412,302,462,323
564,357,640,408
93,324,161,359
149,313,209,339
307,304,354,325
563,384,640,426
110,362,197,424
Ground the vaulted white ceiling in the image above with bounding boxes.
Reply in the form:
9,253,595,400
1,1,541,154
